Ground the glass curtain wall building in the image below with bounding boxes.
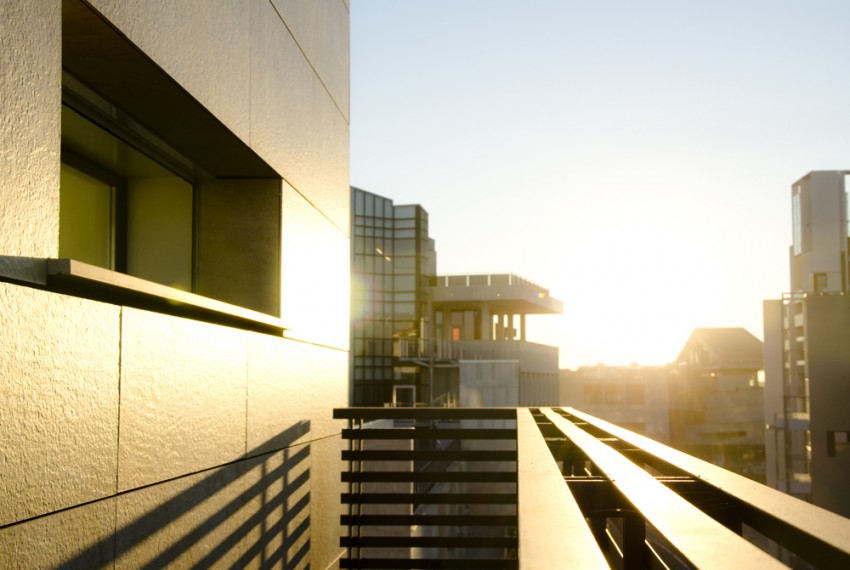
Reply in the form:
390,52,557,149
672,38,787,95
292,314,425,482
351,187,436,406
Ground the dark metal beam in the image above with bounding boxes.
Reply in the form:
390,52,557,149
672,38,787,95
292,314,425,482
340,514,518,526
333,407,517,420
341,536,516,548
342,493,518,504
342,471,516,483
341,428,516,440
342,449,517,461
340,559,516,569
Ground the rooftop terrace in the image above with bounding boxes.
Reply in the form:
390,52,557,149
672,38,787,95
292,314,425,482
430,274,563,315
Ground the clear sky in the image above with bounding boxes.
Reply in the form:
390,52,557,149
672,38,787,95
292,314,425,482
349,0,850,369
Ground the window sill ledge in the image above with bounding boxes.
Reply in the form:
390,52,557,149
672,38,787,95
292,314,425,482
0,256,285,336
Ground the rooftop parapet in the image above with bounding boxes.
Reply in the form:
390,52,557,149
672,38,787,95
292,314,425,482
430,273,563,314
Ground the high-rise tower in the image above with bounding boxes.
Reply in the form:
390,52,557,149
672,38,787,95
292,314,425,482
764,171,850,517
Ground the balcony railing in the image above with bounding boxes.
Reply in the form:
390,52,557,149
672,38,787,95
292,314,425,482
397,338,520,362
334,407,850,569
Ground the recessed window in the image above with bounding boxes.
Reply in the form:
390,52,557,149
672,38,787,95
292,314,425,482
59,0,283,325
60,104,194,291
827,431,850,457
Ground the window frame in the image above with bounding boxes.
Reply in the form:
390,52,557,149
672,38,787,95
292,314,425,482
0,0,285,334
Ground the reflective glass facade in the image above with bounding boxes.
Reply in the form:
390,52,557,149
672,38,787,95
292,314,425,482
351,187,436,406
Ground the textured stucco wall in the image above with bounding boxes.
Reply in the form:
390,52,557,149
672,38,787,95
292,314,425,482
0,0,61,257
0,1,349,568
88,0,350,233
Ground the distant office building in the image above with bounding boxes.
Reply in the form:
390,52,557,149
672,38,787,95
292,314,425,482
560,327,765,482
351,187,437,407
560,365,671,442
764,171,850,517
670,328,765,481
351,188,562,407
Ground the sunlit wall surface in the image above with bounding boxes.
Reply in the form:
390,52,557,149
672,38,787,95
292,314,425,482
0,0,350,567
351,187,436,406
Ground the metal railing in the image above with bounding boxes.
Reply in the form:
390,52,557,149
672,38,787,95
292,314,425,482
335,407,850,569
397,337,518,362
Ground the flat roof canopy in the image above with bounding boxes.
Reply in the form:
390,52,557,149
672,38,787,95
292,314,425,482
431,274,563,315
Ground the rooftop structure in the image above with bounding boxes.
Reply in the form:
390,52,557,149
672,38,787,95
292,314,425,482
674,327,764,371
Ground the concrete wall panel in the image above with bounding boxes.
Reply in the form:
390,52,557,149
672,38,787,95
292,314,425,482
87,0,252,143
251,0,350,232
272,0,351,120
195,178,282,316
0,498,116,569
247,336,347,450
118,309,248,491
280,183,350,349
247,336,345,567
0,284,120,526
114,462,261,569
308,434,346,568
247,447,313,568
0,0,60,257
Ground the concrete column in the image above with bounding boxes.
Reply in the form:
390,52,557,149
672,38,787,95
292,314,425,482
442,308,452,342
480,305,490,340
463,311,475,341
509,314,515,340
520,313,526,341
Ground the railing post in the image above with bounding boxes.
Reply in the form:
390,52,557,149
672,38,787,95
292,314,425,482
623,516,647,570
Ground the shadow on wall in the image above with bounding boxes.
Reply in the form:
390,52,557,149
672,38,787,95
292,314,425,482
57,421,313,569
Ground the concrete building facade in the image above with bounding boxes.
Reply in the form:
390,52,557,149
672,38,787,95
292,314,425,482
560,364,671,442
764,170,850,516
670,328,765,481
1,1,350,567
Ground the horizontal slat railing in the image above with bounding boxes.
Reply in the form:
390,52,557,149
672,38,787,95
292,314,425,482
336,407,519,570
341,493,518,504
341,428,516,440
334,407,517,421
340,514,518,527
339,559,516,569
341,449,516,461
342,471,516,483
341,536,516,548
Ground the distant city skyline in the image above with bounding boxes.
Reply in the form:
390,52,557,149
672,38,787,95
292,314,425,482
350,0,850,368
